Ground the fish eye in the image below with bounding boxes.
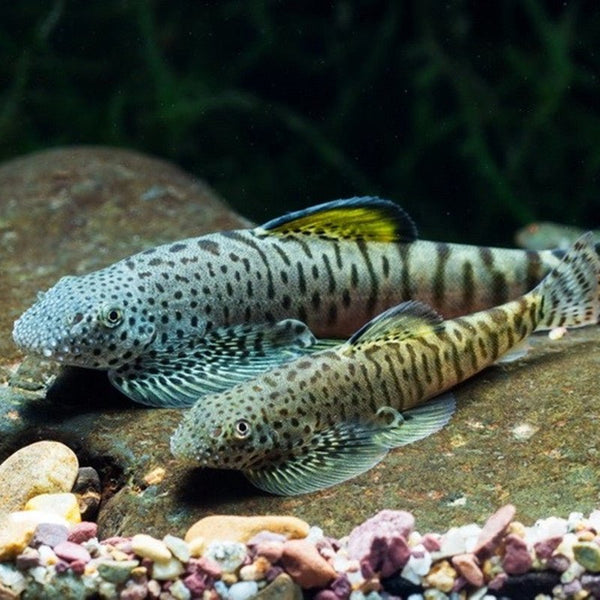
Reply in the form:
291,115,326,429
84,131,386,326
102,306,124,328
234,419,251,440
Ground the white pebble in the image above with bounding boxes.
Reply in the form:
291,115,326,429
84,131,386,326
306,525,325,544
169,578,192,600
204,541,247,573
0,564,26,595
37,544,58,566
164,534,191,563
131,533,172,562
151,557,184,580
228,580,259,600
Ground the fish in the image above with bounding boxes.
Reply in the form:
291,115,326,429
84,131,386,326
170,234,600,495
515,221,600,251
12,197,579,407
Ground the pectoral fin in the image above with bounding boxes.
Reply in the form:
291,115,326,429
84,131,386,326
109,319,337,407
243,394,456,496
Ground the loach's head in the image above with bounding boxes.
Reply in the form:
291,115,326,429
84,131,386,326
170,387,281,471
13,270,156,369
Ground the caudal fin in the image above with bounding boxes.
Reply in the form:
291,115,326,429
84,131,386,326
535,233,600,330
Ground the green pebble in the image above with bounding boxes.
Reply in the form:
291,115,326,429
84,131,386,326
97,559,141,584
573,541,600,572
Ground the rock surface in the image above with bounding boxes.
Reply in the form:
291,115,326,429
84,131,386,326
1,146,600,541
0,441,79,515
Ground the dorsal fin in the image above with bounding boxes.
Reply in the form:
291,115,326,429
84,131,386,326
347,301,443,345
257,197,417,243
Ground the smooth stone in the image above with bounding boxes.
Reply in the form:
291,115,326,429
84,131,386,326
347,510,415,563
97,559,141,584
24,492,81,524
163,533,190,563
473,504,516,559
30,523,69,548
0,441,78,514
502,533,533,575
151,556,185,580
573,541,600,573
280,539,337,589
185,515,310,549
53,540,91,564
131,533,172,562
0,510,70,560
228,580,259,600
450,553,484,587
253,573,303,600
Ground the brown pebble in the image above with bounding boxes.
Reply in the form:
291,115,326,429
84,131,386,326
281,539,337,588
451,553,484,587
473,504,516,559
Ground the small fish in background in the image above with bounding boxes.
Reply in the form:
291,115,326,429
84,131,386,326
12,197,576,407
171,235,600,495
515,221,600,251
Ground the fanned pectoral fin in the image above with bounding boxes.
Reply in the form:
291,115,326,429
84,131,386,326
373,393,456,448
109,319,338,407
243,394,456,496
243,423,389,496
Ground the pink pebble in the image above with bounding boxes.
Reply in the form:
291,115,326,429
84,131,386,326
197,556,222,578
534,536,562,560
183,573,207,595
473,504,516,559
70,560,86,575
421,533,441,552
451,553,484,587
281,539,337,588
254,541,284,563
347,510,414,561
501,534,532,575
67,522,98,544
54,541,91,564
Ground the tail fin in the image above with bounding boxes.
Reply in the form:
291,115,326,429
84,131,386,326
535,233,600,330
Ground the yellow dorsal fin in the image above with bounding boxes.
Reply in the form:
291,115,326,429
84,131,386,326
257,197,417,243
347,301,443,346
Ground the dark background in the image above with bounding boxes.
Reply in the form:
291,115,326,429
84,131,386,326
1,0,599,244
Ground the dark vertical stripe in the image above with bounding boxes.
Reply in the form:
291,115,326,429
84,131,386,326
462,261,475,311
433,243,451,306
296,262,306,294
357,239,379,314
525,251,543,291
321,253,336,294
396,243,412,301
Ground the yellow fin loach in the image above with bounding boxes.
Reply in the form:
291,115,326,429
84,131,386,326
171,233,600,495
14,193,600,409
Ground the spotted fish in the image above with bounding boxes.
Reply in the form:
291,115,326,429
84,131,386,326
13,197,575,407
516,221,600,251
170,235,600,495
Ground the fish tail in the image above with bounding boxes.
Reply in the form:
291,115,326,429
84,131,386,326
534,233,600,330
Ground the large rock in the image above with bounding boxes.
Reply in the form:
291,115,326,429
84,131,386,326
1,146,600,540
